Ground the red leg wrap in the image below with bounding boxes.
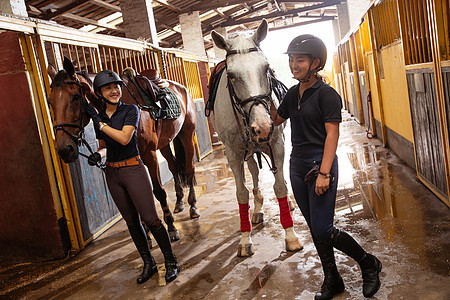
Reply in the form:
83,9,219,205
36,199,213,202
238,203,251,232
278,196,293,229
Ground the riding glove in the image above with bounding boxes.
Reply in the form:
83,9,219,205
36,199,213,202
88,152,101,166
84,102,102,127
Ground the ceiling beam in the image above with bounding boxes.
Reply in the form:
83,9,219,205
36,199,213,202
60,13,125,32
269,15,336,31
214,9,228,20
91,0,121,12
40,0,90,20
189,0,260,12
154,0,181,12
221,0,341,26
278,0,326,2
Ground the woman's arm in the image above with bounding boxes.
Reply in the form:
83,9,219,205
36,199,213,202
97,140,107,158
99,123,136,146
270,104,286,126
315,122,339,196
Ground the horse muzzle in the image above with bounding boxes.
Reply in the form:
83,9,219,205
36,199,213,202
55,134,80,163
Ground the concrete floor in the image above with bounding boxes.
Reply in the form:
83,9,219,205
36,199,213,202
1,111,450,300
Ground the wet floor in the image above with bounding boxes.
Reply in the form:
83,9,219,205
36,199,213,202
1,111,449,300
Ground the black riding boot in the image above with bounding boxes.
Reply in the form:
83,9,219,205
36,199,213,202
329,228,382,298
313,235,345,300
128,225,158,284
149,220,180,283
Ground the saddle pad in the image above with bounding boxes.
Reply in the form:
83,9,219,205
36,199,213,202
161,87,181,119
205,60,226,116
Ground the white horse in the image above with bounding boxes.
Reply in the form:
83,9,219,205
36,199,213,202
210,20,303,257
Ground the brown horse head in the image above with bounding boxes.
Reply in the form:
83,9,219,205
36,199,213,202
47,57,97,163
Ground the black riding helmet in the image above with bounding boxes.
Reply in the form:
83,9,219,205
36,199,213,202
93,70,123,104
285,34,327,73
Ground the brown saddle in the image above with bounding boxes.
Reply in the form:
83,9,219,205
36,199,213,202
122,68,171,112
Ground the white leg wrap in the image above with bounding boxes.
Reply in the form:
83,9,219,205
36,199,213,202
238,231,254,257
253,188,264,213
252,189,264,224
285,227,303,252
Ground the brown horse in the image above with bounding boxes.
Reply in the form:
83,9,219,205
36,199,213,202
47,57,200,241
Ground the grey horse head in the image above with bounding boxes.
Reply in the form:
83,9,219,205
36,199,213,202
211,19,274,142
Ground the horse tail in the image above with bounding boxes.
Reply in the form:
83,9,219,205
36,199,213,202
173,136,188,187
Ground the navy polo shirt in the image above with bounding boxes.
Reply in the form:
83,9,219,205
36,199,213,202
94,102,140,162
278,78,342,151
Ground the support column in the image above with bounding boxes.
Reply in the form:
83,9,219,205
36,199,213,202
336,2,350,41
179,11,206,57
119,0,159,46
0,0,27,17
213,27,227,60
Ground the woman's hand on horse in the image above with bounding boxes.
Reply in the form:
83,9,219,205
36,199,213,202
84,102,101,127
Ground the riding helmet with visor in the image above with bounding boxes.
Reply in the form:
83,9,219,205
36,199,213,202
285,34,327,73
93,70,123,104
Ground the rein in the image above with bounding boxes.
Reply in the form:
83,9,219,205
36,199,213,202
225,47,278,174
51,78,105,170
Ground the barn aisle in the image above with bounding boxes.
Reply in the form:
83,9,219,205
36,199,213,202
2,111,449,300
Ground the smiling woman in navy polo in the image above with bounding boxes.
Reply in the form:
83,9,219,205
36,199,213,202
84,70,180,285
271,36,381,299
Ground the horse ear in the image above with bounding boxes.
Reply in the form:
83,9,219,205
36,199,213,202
47,63,57,80
63,56,75,76
211,30,228,51
252,19,268,45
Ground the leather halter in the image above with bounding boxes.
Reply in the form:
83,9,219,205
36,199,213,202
51,76,104,169
225,47,277,173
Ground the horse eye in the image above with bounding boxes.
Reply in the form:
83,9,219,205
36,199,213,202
72,94,82,103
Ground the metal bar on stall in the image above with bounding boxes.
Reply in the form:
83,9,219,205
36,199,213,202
81,46,88,72
74,46,82,71
113,48,119,74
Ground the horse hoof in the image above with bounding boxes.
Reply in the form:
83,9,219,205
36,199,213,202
251,212,264,224
174,202,185,213
169,230,180,242
190,206,200,219
285,238,303,252
237,244,254,257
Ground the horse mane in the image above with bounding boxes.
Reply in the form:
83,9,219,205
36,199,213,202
50,70,68,88
77,70,93,86
50,69,93,89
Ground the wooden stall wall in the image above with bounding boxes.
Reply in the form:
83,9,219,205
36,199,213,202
0,31,66,265
406,68,448,198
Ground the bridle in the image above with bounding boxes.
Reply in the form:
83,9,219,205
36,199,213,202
50,75,105,169
225,47,278,173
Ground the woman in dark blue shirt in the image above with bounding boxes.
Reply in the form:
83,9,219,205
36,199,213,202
85,70,179,284
271,35,381,299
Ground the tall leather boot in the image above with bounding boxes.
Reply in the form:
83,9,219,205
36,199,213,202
329,227,382,298
149,220,180,283
313,235,345,300
127,225,158,284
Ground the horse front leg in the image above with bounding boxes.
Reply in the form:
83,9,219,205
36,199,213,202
141,149,180,242
246,156,264,224
225,146,254,257
270,134,303,252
